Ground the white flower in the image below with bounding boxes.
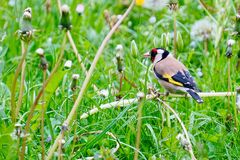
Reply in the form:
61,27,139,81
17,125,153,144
64,60,72,68
197,68,203,77
191,17,217,41
76,4,84,14
72,74,79,80
149,16,156,24
137,92,145,99
227,39,235,46
116,44,123,51
36,48,44,56
61,4,70,13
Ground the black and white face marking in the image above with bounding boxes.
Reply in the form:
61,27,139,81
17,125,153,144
150,48,169,62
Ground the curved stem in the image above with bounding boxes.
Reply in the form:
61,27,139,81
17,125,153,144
46,1,136,159
16,42,27,121
11,41,28,124
157,98,196,160
19,34,67,160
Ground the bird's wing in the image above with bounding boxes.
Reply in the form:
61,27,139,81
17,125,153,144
153,56,198,90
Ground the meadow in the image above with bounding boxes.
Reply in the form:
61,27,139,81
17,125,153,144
0,0,240,159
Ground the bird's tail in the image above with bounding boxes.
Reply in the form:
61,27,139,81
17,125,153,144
186,89,203,103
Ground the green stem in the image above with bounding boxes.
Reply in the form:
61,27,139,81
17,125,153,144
173,11,177,56
11,41,28,124
133,98,144,160
41,70,46,160
16,42,27,121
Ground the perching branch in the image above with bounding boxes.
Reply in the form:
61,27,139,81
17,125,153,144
46,1,135,159
79,92,237,119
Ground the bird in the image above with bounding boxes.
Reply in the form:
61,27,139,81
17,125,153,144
144,48,203,103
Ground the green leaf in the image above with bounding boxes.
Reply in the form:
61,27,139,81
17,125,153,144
31,66,70,131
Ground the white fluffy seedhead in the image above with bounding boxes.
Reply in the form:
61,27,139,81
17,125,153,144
72,74,80,80
23,7,32,19
36,48,44,56
64,60,72,69
116,44,123,51
76,4,84,14
137,92,145,99
61,4,70,13
227,39,235,47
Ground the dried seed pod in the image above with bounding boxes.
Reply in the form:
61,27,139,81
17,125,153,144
176,133,191,151
19,7,33,42
169,0,178,11
60,4,72,30
36,48,48,70
116,44,124,72
71,74,79,91
236,87,240,112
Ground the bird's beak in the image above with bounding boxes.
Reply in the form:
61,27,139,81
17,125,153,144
143,52,150,58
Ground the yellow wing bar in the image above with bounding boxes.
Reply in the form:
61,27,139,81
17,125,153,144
163,74,183,86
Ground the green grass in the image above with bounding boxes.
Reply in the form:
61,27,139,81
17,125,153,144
0,0,240,159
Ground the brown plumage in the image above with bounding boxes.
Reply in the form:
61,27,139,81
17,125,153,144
144,48,203,103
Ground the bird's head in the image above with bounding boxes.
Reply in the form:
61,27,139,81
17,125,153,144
144,48,169,62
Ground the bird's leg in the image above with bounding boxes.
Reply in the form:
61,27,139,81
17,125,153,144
165,91,170,97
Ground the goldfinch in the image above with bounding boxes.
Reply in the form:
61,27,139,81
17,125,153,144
144,48,203,103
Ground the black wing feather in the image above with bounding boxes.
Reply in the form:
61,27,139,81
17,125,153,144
172,71,198,91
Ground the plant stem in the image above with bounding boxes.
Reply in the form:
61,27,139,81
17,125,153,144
79,92,237,120
66,31,87,74
204,39,208,54
133,98,144,160
227,59,231,116
173,11,177,56
123,75,137,88
157,98,196,160
11,41,28,124
41,70,46,160
46,0,51,13
57,0,62,15
15,41,27,121
46,1,135,159
19,34,67,160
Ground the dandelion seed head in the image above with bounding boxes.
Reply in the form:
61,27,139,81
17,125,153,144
64,60,72,69
36,48,44,56
227,39,235,46
72,74,80,80
149,16,157,24
61,4,70,13
76,4,84,14
191,17,217,41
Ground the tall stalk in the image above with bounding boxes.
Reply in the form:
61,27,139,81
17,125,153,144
15,42,27,122
11,42,29,123
134,93,144,160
